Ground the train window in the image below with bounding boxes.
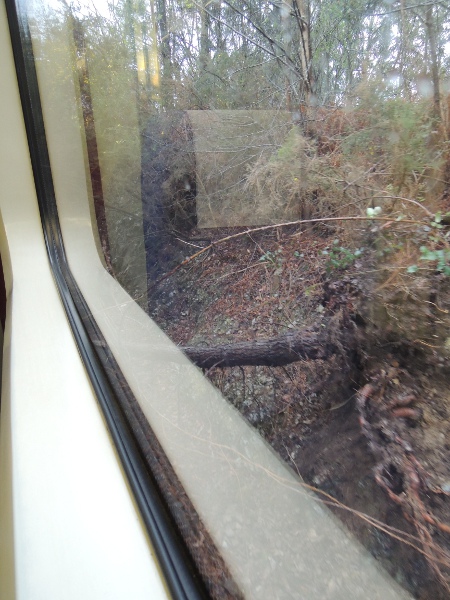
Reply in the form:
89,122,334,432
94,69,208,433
19,0,450,597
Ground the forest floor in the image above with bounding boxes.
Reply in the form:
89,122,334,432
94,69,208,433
149,220,450,600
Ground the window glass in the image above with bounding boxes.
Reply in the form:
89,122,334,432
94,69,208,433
26,0,450,597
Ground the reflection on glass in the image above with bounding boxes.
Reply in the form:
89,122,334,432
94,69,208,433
28,0,450,597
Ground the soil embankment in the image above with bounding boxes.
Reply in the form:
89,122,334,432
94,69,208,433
149,223,450,599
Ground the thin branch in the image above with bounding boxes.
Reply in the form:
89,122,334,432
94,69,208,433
370,195,435,217
369,1,437,17
149,215,425,292
191,0,300,79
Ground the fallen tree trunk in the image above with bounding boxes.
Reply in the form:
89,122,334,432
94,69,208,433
182,327,334,368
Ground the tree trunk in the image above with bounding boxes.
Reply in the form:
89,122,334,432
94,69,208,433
425,4,441,121
156,0,173,107
293,0,312,102
182,328,333,368
199,0,211,71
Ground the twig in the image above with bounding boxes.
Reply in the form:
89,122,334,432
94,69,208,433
149,215,424,292
371,195,434,217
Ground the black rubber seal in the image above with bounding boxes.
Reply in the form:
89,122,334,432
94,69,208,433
4,1,209,598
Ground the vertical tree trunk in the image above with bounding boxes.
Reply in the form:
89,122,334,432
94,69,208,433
293,0,312,103
199,0,211,71
399,0,408,96
425,4,441,120
156,0,173,107
213,0,225,53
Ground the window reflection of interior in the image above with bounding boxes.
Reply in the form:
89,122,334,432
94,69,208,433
28,1,413,598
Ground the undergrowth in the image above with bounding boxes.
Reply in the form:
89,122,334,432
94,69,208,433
243,82,450,338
